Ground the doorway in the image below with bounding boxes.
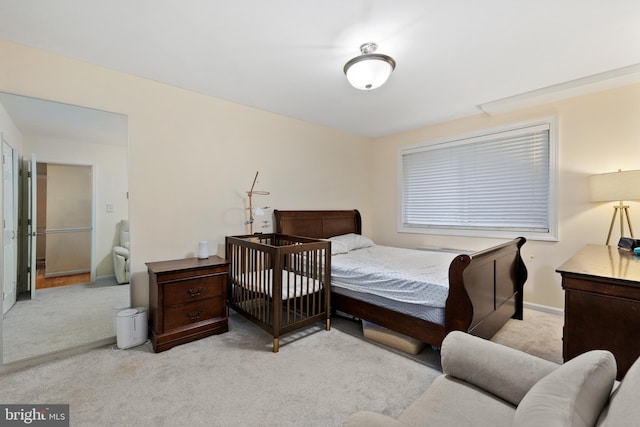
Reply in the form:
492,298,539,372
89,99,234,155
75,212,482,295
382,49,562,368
35,162,93,289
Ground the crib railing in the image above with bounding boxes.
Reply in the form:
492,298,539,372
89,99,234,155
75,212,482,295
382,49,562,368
225,234,331,352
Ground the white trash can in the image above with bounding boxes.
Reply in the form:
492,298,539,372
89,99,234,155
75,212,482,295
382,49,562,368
113,305,130,333
116,308,148,349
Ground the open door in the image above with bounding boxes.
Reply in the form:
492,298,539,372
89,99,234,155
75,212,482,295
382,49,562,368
17,154,37,301
28,154,37,299
2,137,17,314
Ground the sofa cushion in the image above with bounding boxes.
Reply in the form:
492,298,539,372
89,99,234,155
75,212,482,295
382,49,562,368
512,350,616,427
398,375,515,427
596,355,640,426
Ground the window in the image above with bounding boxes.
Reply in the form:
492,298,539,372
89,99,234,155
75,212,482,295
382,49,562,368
398,117,557,240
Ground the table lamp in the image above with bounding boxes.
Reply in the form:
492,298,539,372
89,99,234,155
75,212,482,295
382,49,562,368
590,169,640,245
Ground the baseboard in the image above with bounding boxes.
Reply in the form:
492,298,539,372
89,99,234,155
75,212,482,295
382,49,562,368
523,301,563,316
0,336,116,374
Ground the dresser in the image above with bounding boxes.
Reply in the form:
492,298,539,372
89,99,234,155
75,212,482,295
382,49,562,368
147,256,230,353
556,245,640,379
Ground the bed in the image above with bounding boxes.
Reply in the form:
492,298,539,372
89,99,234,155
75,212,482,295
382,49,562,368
225,233,331,352
273,209,527,348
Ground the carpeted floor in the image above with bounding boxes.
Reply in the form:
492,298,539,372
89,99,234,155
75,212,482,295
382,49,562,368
0,311,440,427
2,278,130,363
491,308,563,364
0,307,563,426
332,307,564,371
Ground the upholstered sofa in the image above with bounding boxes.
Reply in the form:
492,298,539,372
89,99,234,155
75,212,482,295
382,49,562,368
343,331,638,427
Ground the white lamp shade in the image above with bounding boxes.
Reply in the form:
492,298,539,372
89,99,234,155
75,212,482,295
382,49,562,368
590,170,640,202
345,57,394,90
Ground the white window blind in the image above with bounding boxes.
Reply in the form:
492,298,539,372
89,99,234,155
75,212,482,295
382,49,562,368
399,120,557,240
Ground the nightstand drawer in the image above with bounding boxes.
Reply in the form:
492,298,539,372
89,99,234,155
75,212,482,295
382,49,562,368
164,297,225,331
163,274,225,306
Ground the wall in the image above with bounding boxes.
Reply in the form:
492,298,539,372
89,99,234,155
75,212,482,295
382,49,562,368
371,83,640,310
0,41,372,307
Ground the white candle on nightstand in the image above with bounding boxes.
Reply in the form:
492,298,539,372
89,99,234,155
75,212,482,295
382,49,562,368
198,241,209,259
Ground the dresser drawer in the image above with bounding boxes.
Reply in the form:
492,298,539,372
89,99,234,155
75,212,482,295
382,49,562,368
163,297,225,331
163,274,225,306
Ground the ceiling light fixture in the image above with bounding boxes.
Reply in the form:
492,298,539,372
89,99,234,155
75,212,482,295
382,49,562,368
343,42,396,91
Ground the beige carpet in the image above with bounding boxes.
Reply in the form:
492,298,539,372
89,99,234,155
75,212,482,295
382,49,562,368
0,312,439,427
491,308,563,364
0,308,563,427
333,307,564,369
2,279,130,363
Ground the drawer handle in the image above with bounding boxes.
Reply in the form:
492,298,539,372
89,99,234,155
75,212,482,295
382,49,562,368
187,310,204,320
186,287,204,297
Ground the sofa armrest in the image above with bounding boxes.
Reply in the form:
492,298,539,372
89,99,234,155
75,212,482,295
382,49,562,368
342,411,406,427
113,246,129,258
441,331,558,406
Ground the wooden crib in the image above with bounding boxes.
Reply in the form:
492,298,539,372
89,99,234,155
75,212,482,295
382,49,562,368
225,234,331,352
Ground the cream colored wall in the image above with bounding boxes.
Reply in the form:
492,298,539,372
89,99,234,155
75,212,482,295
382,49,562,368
0,41,372,306
24,137,129,278
372,83,640,310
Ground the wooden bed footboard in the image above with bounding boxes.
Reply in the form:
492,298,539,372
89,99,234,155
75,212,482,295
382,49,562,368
446,237,527,342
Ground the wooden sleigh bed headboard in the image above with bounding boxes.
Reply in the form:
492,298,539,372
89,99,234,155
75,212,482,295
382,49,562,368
272,209,527,347
274,209,362,238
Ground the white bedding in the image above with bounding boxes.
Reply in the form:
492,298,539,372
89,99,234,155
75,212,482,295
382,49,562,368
233,269,323,300
331,245,453,308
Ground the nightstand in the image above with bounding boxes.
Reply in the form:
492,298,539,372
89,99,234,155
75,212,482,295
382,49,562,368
147,255,229,352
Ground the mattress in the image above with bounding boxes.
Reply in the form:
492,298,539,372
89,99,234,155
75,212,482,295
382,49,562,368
233,269,323,300
331,245,456,325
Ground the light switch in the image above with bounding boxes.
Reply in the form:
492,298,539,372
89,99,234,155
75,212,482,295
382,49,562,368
106,203,114,213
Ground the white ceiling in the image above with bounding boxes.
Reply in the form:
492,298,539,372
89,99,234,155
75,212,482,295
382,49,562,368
1,0,639,138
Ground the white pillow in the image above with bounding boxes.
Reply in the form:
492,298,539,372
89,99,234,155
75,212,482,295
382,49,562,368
329,233,374,252
329,240,349,255
512,350,616,427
